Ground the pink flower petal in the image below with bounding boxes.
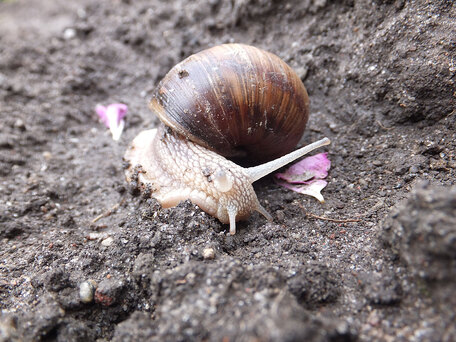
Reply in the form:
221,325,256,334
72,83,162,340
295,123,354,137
110,103,128,122
95,104,109,127
276,179,328,203
95,103,128,141
275,152,330,202
276,153,330,184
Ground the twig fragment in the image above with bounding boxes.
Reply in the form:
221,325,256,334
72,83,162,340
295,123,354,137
376,120,394,130
92,198,126,223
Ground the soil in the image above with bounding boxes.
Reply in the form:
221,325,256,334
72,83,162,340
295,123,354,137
1,0,455,341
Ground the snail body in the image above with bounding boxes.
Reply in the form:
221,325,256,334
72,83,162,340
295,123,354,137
124,44,330,234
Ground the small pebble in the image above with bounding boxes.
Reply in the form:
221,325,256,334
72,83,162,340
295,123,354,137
372,160,383,167
95,278,124,306
42,151,52,160
202,247,215,260
328,122,339,133
79,280,97,303
88,232,105,240
101,236,114,246
63,28,77,40
294,66,308,80
409,165,419,173
14,118,25,130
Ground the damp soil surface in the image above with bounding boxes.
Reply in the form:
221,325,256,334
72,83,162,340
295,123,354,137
1,0,455,341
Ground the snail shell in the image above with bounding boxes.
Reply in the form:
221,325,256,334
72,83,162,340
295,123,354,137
150,44,310,163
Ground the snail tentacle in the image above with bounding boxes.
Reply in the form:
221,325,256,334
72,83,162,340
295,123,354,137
256,203,273,222
227,206,237,235
246,137,331,182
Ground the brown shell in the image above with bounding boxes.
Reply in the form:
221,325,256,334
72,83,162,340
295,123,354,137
150,44,309,163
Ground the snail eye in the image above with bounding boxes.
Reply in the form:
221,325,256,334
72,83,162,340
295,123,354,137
213,170,233,193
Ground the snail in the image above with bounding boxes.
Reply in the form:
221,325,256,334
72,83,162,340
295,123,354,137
124,44,330,235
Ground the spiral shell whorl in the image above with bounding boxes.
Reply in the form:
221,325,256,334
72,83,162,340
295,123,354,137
150,44,309,163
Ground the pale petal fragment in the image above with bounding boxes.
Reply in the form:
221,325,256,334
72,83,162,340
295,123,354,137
95,103,128,141
276,179,328,203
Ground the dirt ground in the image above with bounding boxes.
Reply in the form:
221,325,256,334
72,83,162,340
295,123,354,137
1,0,455,341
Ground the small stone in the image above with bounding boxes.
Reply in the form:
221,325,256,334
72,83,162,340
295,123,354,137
294,66,308,80
328,122,338,132
14,118,25,130
42,151,52,160
63,28,77,40
79,280,97,303
372,160,383,167
409,165,419,173
101,236,114,246
95,278,125,306
202,247,215,260
87,232,105,240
